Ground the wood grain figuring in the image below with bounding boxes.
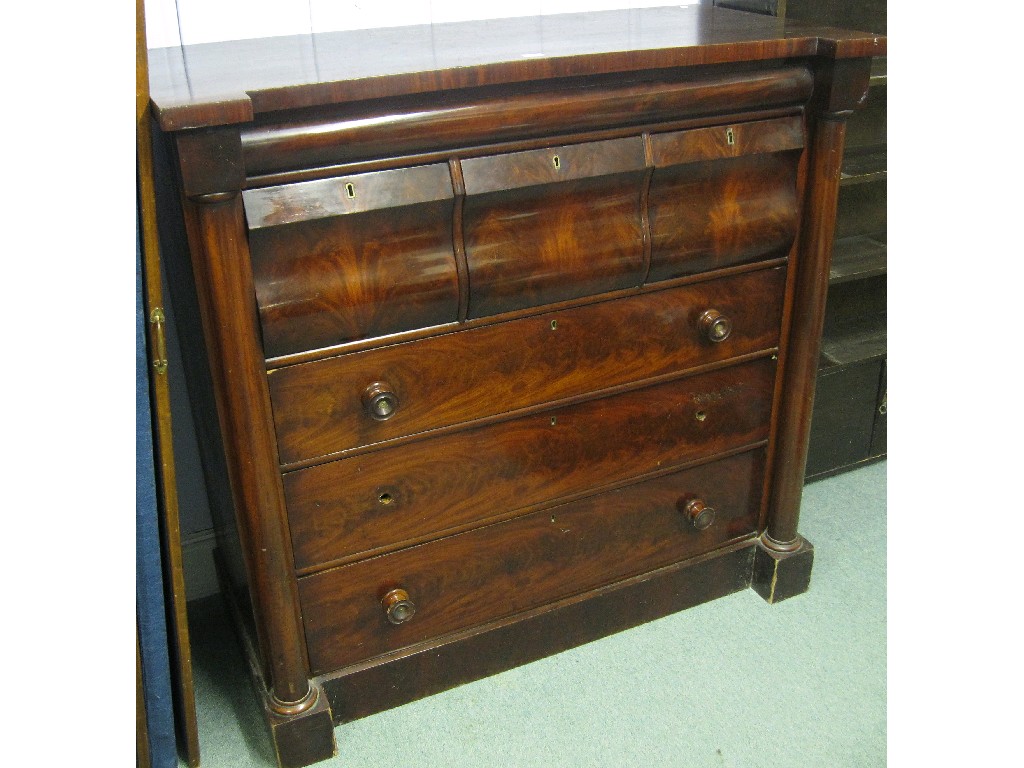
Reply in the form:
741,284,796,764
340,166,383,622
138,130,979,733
464,172,646,317
284,358,775,571
248,199,459,359
238,66,813,175
648,152,801,280
299,448,766,673
242,164,453,229
268,266,787,465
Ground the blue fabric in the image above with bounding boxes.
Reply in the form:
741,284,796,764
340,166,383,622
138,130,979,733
136,207,179,768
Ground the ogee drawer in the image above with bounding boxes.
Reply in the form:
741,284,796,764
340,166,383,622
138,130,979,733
268,265,786,465
243,164,460,359
298,447,766,673
284,357,775,571
461,137,647,318
648,115,804,280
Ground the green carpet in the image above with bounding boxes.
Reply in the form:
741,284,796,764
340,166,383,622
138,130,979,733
184,461,886,767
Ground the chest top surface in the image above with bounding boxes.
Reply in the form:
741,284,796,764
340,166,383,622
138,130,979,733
148,5,884,131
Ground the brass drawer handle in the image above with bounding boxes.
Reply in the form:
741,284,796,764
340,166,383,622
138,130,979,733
381,588,416,625
699,309,732,343
363,382,399,420
680,498,716,531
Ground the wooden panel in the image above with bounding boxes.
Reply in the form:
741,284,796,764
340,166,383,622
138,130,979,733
464,160,646,317
268,266,787,465
649,115,804,167
247,165,459,358
243,164,453,228
648,152,800,280
299,448,766,673
285,358,775,570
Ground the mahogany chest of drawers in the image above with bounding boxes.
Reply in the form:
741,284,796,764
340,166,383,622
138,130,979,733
149,7,884,766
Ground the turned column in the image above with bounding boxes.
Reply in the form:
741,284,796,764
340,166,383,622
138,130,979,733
755,56,874,602
174,127,315,712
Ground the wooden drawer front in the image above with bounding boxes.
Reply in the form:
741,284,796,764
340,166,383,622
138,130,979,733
299,448,766,673
269,266,786,465
285,358,775,571
461,138,647,318
242,165,460,359
648,116,803,281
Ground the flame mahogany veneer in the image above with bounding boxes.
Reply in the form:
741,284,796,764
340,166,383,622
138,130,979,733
151,6,883,766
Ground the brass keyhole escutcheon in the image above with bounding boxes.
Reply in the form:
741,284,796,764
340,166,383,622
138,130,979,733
726,127,735,146
345,182,356,199
550,319,558,330
552,154,561,169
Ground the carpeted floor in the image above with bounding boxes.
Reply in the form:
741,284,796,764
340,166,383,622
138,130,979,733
183,461,886,768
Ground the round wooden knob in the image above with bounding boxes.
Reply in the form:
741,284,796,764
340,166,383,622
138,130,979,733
682,498,716,531
699,310,732,343
381,588,416,625
363,382,399,420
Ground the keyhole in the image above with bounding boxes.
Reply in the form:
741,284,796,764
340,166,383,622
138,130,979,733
345,182,356,199
726,128,735,146
377,492,394,505
552,155,561,170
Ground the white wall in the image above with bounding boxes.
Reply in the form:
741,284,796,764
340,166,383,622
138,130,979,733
144,1,698,48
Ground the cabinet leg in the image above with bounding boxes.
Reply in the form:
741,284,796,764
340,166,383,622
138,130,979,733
750,535,814,604
264,681,337,768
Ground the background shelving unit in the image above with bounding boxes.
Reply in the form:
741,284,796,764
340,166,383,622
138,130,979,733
715,0,887,480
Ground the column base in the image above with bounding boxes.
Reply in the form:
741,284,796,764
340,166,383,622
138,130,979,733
214,549,338,767
265,683,337,768
750,535,814,604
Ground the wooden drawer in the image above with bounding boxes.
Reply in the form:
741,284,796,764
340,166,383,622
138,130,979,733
242,164,460,359
648,116,804,281
461,137,647,318
298,447,766,674
268,265,786,465
285,357,775,571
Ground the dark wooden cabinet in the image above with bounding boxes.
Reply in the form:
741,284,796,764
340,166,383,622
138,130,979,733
149,7,883,766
